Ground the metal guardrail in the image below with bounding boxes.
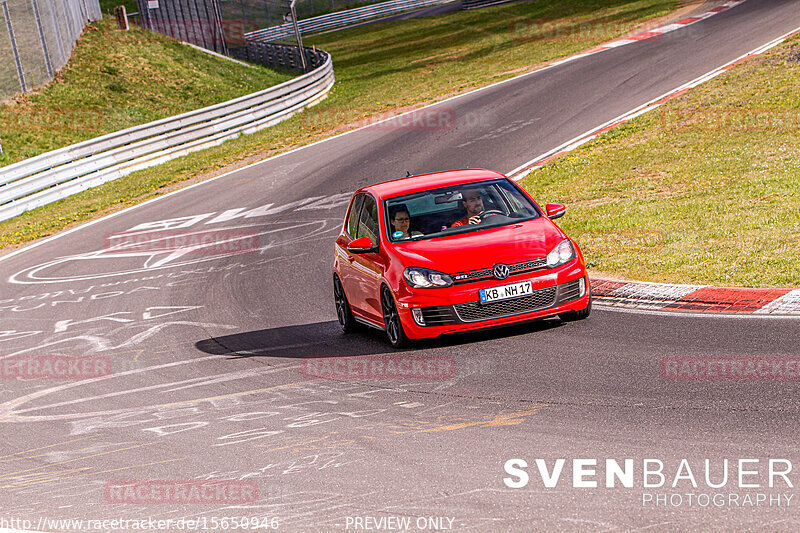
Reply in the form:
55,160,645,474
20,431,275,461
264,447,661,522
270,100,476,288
461,0,515,9
246,0,457,43
0,49,334,223
230,41,327,72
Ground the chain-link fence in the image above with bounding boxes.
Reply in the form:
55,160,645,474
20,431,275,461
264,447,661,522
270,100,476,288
0,0,102,102
135,0,390,54
136,0,228,53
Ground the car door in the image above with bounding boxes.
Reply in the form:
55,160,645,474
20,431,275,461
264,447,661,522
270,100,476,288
338,193,365,313
350,194,387,325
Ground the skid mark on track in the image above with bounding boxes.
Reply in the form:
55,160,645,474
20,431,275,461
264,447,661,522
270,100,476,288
1,457,185,489
412,407,545,433
0,442,155,480
0,435,99,462
260,435,335,453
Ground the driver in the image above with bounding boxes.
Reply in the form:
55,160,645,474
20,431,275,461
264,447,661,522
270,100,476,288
450,186,485,227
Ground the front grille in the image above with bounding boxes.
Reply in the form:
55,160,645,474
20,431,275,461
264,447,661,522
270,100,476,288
419,306,458,326
510,257,547,273
453,286,557,322
452,268,493,282
451,256,547,284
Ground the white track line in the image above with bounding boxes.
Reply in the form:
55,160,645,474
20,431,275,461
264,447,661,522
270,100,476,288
595,303,800,320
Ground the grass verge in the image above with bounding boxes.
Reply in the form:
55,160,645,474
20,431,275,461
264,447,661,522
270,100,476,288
0,17,292,166
0,0,678,249
520,35,800,287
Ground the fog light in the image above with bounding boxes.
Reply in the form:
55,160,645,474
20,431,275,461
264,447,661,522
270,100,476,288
411,307,425,326
578,277,586,298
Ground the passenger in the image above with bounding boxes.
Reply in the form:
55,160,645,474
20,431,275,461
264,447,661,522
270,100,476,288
389,204,422,239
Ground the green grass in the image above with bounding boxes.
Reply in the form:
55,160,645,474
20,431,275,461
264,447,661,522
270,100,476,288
0,0,678,249
519,35,800,287
0,17,292,166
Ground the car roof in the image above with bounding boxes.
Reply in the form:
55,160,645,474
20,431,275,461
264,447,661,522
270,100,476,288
359,169,508,200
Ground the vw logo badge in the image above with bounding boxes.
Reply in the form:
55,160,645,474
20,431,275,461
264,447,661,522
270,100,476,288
493,263,509,280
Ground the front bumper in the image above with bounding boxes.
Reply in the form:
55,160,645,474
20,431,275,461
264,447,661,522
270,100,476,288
396,265,589,339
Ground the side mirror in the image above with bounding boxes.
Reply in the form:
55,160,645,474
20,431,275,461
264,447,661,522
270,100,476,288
347,236,377,254
546,203,566,220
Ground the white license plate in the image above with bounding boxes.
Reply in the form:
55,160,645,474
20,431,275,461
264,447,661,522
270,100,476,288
479,280,533,304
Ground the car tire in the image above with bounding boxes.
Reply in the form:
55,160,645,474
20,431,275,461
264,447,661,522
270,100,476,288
381,286,409,349
334,275,358,333
560,292,592,322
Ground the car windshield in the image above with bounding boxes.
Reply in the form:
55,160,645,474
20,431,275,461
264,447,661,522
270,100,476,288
384,178,541,242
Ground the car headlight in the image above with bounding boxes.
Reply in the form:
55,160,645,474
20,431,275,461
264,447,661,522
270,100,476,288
404,267,454,288
546,239,575,268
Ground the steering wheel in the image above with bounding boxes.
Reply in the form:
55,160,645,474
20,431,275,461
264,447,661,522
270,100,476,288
477,209,504,222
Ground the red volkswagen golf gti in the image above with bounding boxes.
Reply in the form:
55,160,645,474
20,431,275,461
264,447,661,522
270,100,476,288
333,169,591,347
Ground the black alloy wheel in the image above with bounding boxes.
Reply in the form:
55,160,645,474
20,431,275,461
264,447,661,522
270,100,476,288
334,276,357,333
381,286,408,348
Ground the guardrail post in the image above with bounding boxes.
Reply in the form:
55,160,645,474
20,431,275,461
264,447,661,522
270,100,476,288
259,42,267,64
115,5,129,29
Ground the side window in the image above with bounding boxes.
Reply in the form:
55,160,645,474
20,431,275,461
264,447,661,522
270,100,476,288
357,194,379,244
346,194,364,238
499,181,539,217
502,187,526,213
483,186,504,213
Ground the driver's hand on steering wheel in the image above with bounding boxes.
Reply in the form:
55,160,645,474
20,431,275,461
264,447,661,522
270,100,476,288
469,210,502,224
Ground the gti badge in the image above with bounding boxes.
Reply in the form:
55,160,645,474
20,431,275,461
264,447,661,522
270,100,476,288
493,263,509,280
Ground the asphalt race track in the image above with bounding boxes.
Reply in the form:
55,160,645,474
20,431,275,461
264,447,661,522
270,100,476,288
2,1,800,530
